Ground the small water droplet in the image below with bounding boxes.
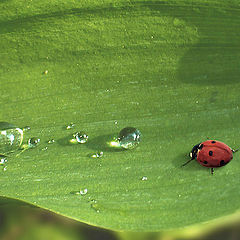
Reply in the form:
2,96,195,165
3,166,7,171
71,188,88,196
0,122,23,154
91,151,103,158
23,126,31,131
66,123,75,130
91,200,100,213
118,127,141,149
80,188,88,195
0,155,7,165
43,70,48,75
196,100,199,104
141,176,148,181
70,132,88,144
114,121,118,125
41,146,48,151
47,139,55,144
28,137,40,148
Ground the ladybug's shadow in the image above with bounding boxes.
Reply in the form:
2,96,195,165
172,153,205,173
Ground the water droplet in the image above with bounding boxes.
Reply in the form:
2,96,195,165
114,121,118,125
71,188,88,196
91,200,100,213
70,132,88,144
28,137,40,148
3,166,7,171
66,123,75,130
80,188,88,195
0,155,7,165
118,127,141,149
47,139,55,144
0,122,23,154
43,70,48,75
141,176,148,181
23,126,31,131
41,146,48,151
91,151,103,158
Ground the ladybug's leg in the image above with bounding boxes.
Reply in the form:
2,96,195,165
231,149,239,153
211,168,214,175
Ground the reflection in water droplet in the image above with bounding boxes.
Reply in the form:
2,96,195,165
141,176,148,181
70,132,88,144
28,137,40,148
91,151,103,158
66,123,75,130
47,139,55,144
118,127,141,149
0,122,23,154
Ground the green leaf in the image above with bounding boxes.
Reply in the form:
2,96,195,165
1,0,240,232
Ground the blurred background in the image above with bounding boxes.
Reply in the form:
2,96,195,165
0,199,240,240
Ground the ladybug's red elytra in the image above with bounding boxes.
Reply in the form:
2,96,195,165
182,140,238,174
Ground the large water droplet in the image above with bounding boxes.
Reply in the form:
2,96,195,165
0,122,23,154
70,132,88,144
118,127,141,149
28,137,40,148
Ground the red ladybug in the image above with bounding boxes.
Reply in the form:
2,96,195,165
182,140,238,174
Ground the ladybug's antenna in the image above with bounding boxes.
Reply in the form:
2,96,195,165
181,159,194,167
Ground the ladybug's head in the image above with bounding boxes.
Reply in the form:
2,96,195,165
190,143,203,160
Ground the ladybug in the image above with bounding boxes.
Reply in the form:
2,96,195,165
182,140,238,174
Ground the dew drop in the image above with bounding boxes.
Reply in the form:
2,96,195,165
23,126,31,131
0,122,23,154
28,137,40,148
118,127,141,149
3,166,7,171
91,151,103,158
91,200,100,213
43,70,48,75
80,188,88,195
47,139,55,144
141,176,148,181
0,155,7,165
66,123,75,130
70,132,88,144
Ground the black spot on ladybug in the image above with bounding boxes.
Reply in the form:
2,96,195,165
220,160,226,166
211,141,216,143
209,151,213,156
203,161,208,164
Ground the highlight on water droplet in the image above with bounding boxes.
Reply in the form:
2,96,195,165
0,122,24,154
66,123,75,130
91,151,103,158
141,176,148,181
28,137,40,148
118,127,141,149
3,166,7,171
69,132,88,144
